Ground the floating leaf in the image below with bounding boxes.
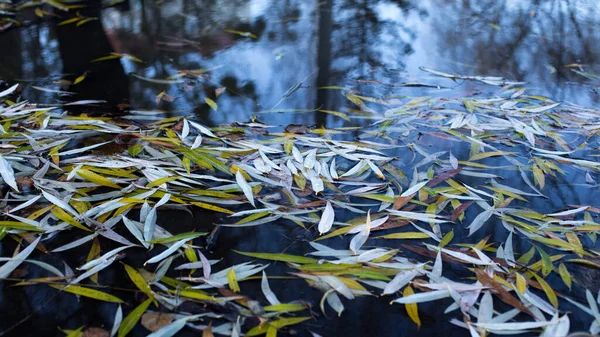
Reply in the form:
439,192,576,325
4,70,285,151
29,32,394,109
118,298,153,337
50,284,124,303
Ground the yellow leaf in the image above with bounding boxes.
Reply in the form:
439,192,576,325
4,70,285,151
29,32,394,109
202,322,214,337
190,201,235,215
227,269,240,292
87,238,101,283
146,176,179,188
77,169,121,189
376,232,430,240
266,326,277,337
65,326,85,337
439,230,454,248
532,273,558,307
58,17,82,26
403,286,421,328
515,273,527,295
50,284,124,303
51,207,92,232
558,263,572,290
175,289,216,302
532,164,545,189
74,74,86,85
469,151,515,161
205,97,218,111
123,264,154,300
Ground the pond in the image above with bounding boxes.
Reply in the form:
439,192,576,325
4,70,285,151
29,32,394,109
0,1,600,337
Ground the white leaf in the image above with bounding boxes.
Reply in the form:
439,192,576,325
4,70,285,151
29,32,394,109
547,206,588,217
474,321,552,331
322,290,344,317
0,83,19,98
431,251,442,280
261,271,280,305
188,120,216,137
478,291,493,323
319,275,354,299
110,305,123,337
8,195,41,214
504,231,515,267
146,314,202,337
401,180,428,197
449,152,458,169
349,211,371,254
235,170,255,207
304,149,317,169
318,201,335,234
383,269,418,295
80,246,133,270
392,289,450,304
144,208,157,243
145,238,188,265
0,155,19,192
71,256,116,284
468,208,494,236
199,250,211,279
0,236,41,278
52,233,99,252
309,170,324,194
42,190,79,217
329,157,339,179
181,119,190,139
122,216,146,247
191,135,203,149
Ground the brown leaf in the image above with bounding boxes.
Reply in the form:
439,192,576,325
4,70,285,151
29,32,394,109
475,269,533,317
284,124,311,134
215,87,226,97
451,202,473,221
16,177,34,192
141,312,173,332
371,220,409,232
10,268,28,278
295,200,327,209
392,194,414,210
16,232,48,253
427,167,462,187
202,322,215,337
82,327,109,337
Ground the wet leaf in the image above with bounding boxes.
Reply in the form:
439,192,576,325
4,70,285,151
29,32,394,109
50,284,124,303
118,298,153,337
141,312,173,332
318,201,335,235
234,250,317,264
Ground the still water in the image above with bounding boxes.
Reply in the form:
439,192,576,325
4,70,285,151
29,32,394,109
1,1,600,336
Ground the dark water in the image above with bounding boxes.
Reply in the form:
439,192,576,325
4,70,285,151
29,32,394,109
1,1,600,336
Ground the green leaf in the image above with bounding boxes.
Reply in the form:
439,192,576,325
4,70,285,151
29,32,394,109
557,262,571,290
150,232,207,244
50,284,124,303
118,297,153,337
376,232,431,240
233,250,317,264
263,303,307,312
535,246,553,277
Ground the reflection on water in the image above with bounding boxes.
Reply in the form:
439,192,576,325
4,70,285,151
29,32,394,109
1,0,600,127
1,0,600,336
